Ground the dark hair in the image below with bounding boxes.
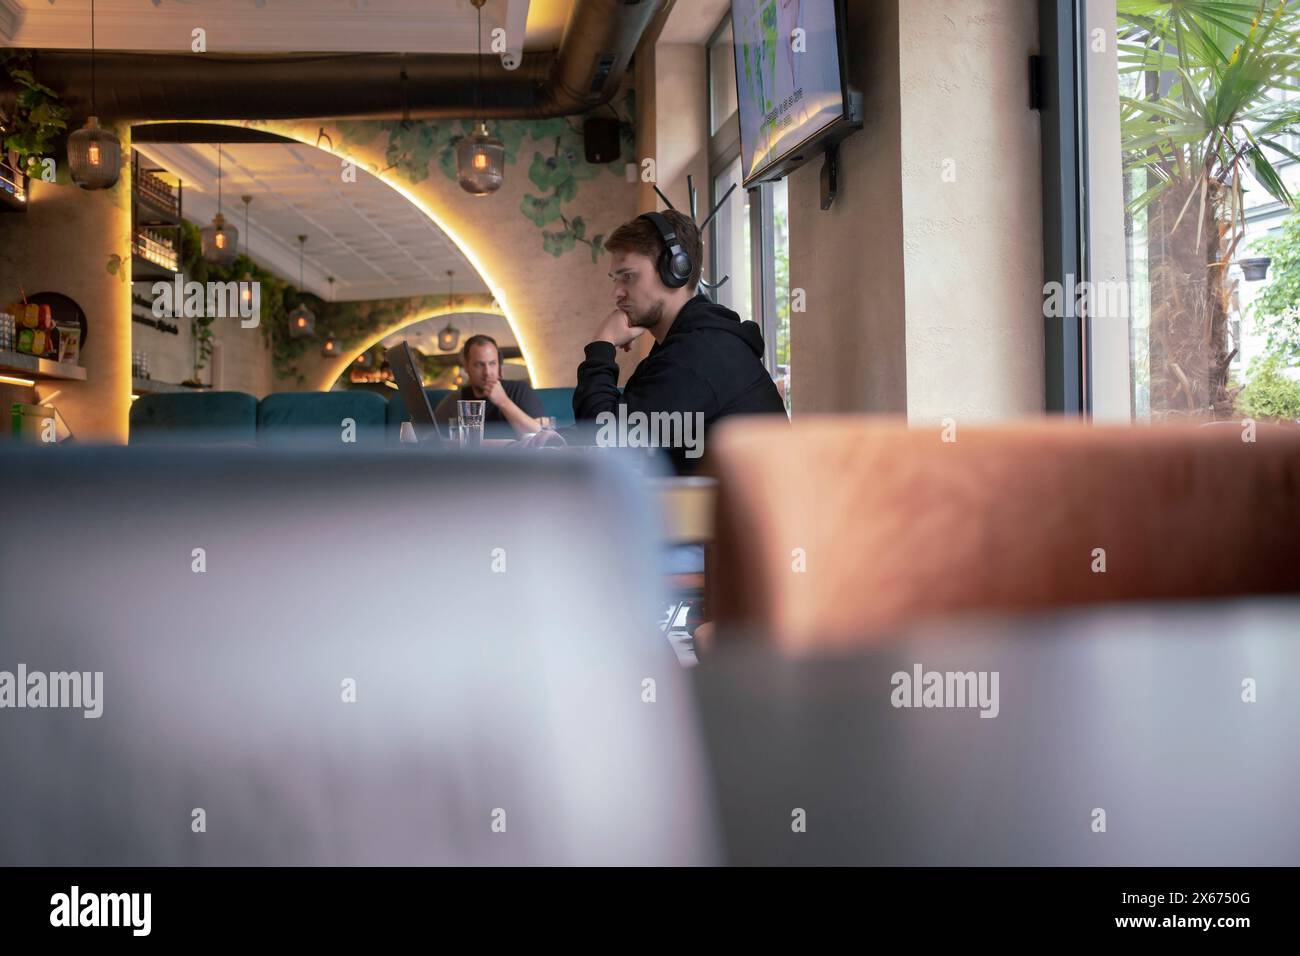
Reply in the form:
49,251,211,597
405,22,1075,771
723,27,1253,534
461,334,499,362
604,209,703,291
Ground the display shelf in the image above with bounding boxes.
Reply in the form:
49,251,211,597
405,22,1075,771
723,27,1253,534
0,349,86,381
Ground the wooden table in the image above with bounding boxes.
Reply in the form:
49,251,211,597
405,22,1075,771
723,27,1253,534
468,438,718,544
651,476,717,544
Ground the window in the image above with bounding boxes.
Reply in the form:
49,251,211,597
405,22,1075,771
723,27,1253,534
706,10,792,413
1083,0,1300,424
772,176,790,412
711,156,752,324
709,20,737,137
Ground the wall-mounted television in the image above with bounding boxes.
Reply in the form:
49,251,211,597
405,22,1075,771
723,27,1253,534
731,0,860,188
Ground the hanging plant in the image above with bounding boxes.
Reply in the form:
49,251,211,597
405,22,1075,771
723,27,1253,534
0,49,70,177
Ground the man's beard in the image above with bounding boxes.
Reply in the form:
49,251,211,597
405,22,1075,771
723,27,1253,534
628,298,665,329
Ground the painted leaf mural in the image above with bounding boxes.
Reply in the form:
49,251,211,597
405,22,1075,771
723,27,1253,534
336,88,635,259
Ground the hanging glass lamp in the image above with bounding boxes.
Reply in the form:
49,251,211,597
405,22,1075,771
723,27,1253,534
457,122,505,196
456,0,504,196
287,234,315,338
200,144,238,266
437,270,460,351
68,3,121,191
69,116,121,190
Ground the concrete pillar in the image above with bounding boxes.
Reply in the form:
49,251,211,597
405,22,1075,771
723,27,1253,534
0,121,133,442
789,0,1045,421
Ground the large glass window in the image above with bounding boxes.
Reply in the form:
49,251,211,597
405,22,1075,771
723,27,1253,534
711,156,752,324
707,11,792,414
709,20,737,136
1087,0,1300,424
772,176,790,411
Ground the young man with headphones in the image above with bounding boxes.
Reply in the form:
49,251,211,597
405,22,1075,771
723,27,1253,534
572,209,787,472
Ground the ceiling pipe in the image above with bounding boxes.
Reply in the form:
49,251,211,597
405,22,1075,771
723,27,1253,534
12,0,663,122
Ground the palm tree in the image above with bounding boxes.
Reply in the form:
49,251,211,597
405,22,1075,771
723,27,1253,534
1119,0,1300,418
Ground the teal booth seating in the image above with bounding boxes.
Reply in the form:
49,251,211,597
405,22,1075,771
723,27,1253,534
535,387,577,429
129,391,259,445
129,387,583,445
258,391,388,447
130,391,387,446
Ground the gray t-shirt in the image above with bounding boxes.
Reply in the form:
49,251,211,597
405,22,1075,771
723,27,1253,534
434,379,545,437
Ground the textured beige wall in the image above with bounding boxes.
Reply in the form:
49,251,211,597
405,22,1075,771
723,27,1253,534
653,44,710,217
898,0,1044,423
0,122,133,443
790,0,1044,421
618,38,712,379
130,280,274,396
789,0,907,415
210,309,274,396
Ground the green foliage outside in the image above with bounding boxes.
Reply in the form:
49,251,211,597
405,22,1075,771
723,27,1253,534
1118,0,1300,417
772,199,791,415
1235,355,1300,420
1249,212,1300,369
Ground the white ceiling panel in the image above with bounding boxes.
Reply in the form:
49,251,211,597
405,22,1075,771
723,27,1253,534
134,139,489,301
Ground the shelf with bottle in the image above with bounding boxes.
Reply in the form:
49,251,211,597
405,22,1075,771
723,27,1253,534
131,151,182,224
0,156,28,212
133,227,180,273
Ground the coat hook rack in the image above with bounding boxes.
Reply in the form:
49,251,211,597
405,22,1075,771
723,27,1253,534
651,175,741,300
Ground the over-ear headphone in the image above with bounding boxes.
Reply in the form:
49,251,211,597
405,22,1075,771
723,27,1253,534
638,211,693,289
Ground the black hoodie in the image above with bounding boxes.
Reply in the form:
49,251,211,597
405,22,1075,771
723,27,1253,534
572,294,788,472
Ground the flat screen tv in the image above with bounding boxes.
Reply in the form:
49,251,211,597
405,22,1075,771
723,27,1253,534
730,0,859,187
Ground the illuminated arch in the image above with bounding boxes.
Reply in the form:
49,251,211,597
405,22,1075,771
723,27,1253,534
131,120,536,388
318,297,503,391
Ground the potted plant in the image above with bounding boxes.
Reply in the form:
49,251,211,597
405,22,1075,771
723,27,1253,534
1239,256,1272,281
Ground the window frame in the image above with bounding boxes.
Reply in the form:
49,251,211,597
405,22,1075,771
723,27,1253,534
706,9,780,374
1039,0,1090,416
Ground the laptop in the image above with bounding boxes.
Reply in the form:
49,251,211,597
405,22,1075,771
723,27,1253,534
387,340,443,442
0,444,717,865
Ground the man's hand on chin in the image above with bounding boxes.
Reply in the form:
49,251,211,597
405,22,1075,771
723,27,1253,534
483,380,508,407
594,308,647,352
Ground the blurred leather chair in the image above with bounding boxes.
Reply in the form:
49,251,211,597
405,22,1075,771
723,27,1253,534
707,416,1300,654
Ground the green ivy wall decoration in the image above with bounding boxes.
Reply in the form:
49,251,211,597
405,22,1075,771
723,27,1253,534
0,49,70,176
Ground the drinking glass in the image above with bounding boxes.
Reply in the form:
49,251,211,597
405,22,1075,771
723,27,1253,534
457,400,486,449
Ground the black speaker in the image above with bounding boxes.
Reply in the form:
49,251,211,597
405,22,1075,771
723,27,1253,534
583,117,621,164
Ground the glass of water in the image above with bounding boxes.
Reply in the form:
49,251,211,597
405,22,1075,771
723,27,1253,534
457,400,486,449
537,416,557,431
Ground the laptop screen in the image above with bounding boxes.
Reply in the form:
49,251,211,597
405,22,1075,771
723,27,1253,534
387,341,443,441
